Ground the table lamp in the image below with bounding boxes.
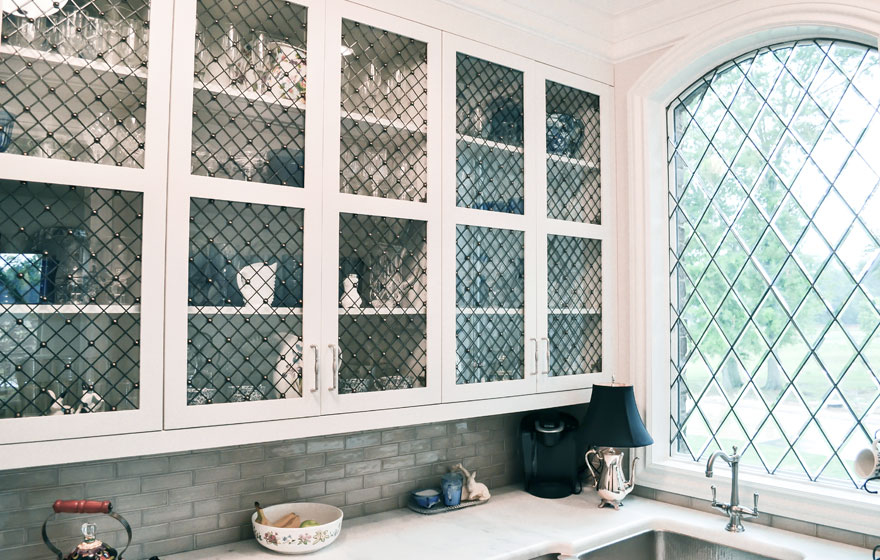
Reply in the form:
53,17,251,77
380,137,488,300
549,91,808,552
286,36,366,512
582,383,653,509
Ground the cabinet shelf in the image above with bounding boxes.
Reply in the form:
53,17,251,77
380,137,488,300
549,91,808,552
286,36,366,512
187,306,303,316
342,109,427,136
547,153,598,169
548,308,600,315
0,44,147,85
339,307,426,316
458,307,523,315
193,79,306,117
0,304,139,314
456,134,523,154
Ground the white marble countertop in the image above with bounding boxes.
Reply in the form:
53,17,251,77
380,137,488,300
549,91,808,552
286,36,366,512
165,487,870,560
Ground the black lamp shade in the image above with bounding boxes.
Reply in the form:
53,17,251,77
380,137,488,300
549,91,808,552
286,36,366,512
582,383,654,448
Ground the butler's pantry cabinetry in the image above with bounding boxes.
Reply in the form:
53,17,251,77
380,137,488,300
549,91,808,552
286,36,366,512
0,0,612,448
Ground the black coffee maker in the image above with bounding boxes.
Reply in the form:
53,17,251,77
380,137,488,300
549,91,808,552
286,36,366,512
520,410,581,498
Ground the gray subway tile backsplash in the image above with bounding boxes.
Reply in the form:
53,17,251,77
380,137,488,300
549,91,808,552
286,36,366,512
1,412,524,559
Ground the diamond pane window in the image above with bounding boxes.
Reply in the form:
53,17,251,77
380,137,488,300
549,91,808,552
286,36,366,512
187,198,304,405
456,54,524,213
191,0,307,185
338,214,427,394
0,179,142,417
548,235,601,376
546,81,601,224
340,20,427,201
0,0,150,166
668,39,880,486
456,225,524,384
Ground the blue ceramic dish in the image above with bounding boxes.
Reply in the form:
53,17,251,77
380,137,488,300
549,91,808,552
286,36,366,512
411,488,442,508
546,113,584,157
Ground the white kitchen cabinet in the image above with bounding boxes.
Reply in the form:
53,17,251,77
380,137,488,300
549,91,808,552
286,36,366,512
0,0,613,459
320,2,442,414
0,0,172,444
442,38,614,403
164,0,326,428
535,66,614,393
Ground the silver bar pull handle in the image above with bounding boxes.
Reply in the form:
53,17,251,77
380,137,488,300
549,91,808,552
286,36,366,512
541,337,550,375
328,344,338,392
310,344,319,393
529,338,537,375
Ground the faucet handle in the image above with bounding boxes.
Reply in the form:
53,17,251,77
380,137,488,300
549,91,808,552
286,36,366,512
710,485,717,506
752,492,759,515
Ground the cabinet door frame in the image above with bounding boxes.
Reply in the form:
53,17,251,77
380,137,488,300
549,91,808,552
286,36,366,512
319,2,442,414
163,0,325,428
0,1,173,443
441,35,539,403
535,65,615,393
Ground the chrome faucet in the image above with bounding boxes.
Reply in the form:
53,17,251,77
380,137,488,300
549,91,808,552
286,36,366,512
705,446,759,532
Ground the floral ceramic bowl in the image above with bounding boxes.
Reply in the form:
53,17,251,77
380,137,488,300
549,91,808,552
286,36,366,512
252,502,343,555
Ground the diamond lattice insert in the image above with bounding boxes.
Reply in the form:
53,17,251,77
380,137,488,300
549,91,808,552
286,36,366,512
545,80,601,224
191,0,307,185
455,54,524,213
668,39,880,486
187,198,304,405
0,1,149,166
547,235,601,376
340,20,427,201
0,179,142,417
456,225,524,384
337,214,426,394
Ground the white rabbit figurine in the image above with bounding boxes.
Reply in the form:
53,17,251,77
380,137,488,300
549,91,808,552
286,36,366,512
78,383,105,413
45,389,72,415
453,463,490,502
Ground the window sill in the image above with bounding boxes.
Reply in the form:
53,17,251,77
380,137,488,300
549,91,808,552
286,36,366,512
636,451,880,537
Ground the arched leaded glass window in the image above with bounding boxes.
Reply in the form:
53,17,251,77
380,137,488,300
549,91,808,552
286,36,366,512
667,39,880,486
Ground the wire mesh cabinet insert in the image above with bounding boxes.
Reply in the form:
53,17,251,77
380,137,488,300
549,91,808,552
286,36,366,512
0,0,171,443
442,37,538,402
322,3,440,413
536,67,613,392
164,0,323,427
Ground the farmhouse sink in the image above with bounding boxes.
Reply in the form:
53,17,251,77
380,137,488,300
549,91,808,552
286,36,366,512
576,530,790,560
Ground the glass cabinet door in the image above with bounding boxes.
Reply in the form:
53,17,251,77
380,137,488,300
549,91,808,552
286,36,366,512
544,235,602,377
544,80,601,224
190,0,308,185
443,38,536,401
0,179,148,442
455,225,525,385
0,0,150,167
537,70,611,391
455,54,524,213
324,6,439,413
165,0,321,427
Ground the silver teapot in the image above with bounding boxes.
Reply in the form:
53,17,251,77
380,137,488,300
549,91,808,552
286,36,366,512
586,447,638,509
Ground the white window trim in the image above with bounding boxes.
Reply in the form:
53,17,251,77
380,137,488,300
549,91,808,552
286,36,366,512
624,3,880,536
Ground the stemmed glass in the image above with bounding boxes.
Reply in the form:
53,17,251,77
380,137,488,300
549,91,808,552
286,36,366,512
222,24,247,87
249,32,271,95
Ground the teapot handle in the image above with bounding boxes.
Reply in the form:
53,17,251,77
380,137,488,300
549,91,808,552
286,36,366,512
42,501,132,560
585,449,599,481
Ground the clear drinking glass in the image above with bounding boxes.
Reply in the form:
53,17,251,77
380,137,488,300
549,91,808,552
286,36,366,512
81,14,107,60
194,26,213,81
249,32,271,94
222,24,247,86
